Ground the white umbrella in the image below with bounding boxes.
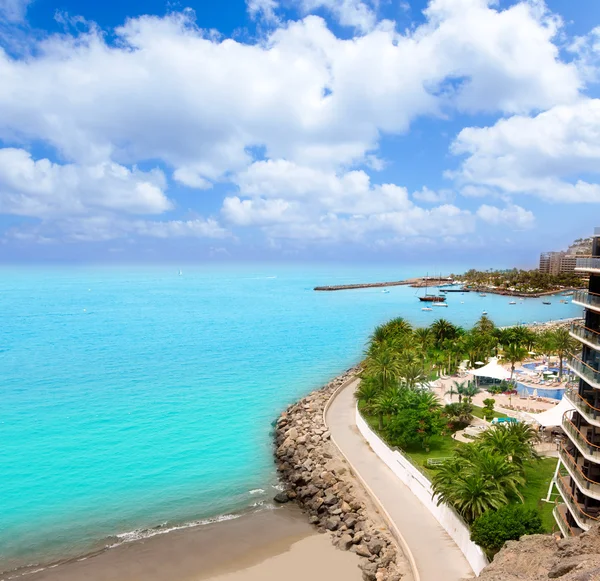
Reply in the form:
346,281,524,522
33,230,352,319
475,361,484,366
535,364,547,371
532,388,538,398
528,351,537,355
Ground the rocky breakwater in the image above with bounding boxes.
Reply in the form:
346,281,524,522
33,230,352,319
273,368,408,581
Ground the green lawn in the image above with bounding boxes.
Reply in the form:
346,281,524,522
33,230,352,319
471,405,508,420
360,406,558,533
520,458,558,533
404,436,461,476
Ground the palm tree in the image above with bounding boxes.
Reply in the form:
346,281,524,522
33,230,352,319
459,383,480,403
477,423,540,467
414,389,442,412
448,380,467,403
364,343,401,390
474,315,495,335
431,456,510,523
372,388,402,430
399,360,428,390
355,376,381,413
369,324,389,346
431,319,458,347
456,446,525,501
441,473,510,523
445,381,460,401
549,328,578,379
502,342,528,381
443,402,473,429
387,317,413,339
414,327,433,350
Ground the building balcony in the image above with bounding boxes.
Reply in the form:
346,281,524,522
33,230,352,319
565,388,600,428
554,504,584,537
555,473,600,530
576,257,600,273
562,415,600,464
569,355,600,390
571,323,600,353
572,291,600,313
559,444,600,501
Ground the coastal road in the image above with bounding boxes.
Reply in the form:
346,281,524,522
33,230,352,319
326,380,474,581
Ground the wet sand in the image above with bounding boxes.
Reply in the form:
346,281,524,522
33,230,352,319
18,506,361,581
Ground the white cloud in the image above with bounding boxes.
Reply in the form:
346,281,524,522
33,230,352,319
569,26,600,84
247,0,280,23
7,215,229,243
0,4,579,184
0,0,32,22
412,187,453,203
0,2,588,248
0,148,171,218
300,0,377,33
451,98,600,203
476,204,535,229
223,159,475,243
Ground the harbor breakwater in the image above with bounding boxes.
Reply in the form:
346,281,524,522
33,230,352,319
273,368,407,581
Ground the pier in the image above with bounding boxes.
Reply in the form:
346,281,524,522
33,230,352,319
314,280,412,291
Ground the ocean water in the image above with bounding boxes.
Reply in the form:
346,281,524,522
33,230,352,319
0,265,582,572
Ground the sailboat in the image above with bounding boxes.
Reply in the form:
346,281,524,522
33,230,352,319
178,269,183,276
418,276,445,302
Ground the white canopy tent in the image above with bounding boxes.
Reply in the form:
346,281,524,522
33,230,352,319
470,358,512,381
523,396,575,428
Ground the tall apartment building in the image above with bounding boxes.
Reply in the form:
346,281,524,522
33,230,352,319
540,238,593,275
539,252,579,275
554,227,600,537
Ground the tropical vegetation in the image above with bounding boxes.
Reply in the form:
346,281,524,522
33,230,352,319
357,315,559,545
456,268,584,294
470,505,544,556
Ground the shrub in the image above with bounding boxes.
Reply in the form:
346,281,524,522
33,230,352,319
482,398,496,421
470,505,543,554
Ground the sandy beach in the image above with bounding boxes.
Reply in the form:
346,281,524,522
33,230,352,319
14,506,361,581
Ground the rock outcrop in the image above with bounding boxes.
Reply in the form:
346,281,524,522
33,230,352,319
274,368,409,581
477,526,600,581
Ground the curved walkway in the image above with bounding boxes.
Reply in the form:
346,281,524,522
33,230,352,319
326,379,474,581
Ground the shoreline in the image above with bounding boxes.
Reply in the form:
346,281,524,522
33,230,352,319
4,316,578,580
5,506,361,581
274,368,410,581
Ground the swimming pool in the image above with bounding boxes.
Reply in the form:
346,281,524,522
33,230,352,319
516,382,565,401
522,362,560,373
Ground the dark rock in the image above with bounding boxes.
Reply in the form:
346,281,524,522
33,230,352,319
325,516,341,531
273,492,289,503
368,539,384,555
323,494,338,506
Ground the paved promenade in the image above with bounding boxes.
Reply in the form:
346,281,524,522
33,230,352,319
326,379,474,581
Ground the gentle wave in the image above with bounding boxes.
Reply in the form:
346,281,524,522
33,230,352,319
107,513,241,548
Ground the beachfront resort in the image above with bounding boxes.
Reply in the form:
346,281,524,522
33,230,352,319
554,228,600,537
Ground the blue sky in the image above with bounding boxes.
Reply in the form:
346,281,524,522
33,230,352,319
0,0,600,266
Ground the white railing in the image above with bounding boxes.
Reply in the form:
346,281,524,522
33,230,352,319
355,408,489,575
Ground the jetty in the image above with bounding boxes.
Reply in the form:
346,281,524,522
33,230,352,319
314,280,413,291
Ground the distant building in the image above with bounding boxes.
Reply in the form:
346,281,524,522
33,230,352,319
539,252,580,275
540,238,593,275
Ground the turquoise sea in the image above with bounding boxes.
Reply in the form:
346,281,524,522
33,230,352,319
0,265,582,573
